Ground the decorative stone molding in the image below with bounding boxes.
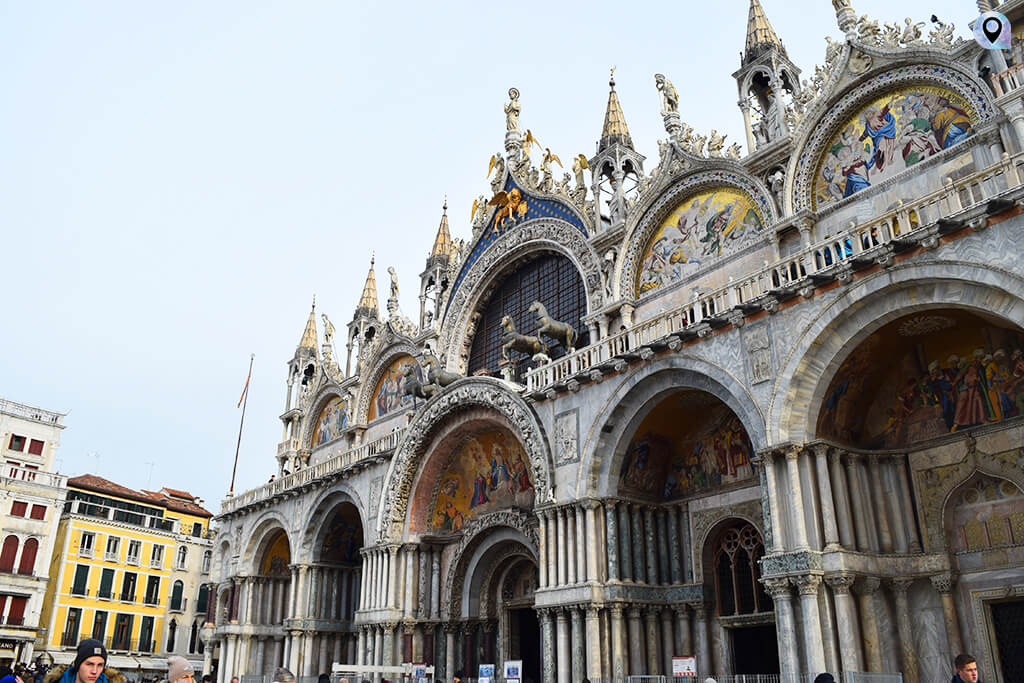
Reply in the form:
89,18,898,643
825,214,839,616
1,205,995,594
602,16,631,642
439,219,603,373
760,550,823,576
378,377,553,541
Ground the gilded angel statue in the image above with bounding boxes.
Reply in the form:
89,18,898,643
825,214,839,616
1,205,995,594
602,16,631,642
572,154,589,190
539,148,562,191
521,129,541,161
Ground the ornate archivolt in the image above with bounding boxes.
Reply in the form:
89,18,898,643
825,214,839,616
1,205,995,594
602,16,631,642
690,502,764,584
376,377,554,542
438,218,603,374
298,483,366,558
787,62,995,214
242,511,293,574
618,168,777,300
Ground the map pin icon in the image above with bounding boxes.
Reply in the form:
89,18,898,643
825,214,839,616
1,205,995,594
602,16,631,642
983,16,1003,45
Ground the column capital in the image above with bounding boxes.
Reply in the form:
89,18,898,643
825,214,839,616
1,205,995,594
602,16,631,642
827,449,844,466
853,576,881,595
586,605,601,619
687,601,710,619
792,574,822,595
761,577,793,600
929,572,955,594
810,442,831,458
889,577,915,594
824,573,856,594
783,443,804,460
581,499,601,511
383,621,398,634
609,604,624,618
672,604,690,618
627,606,643,619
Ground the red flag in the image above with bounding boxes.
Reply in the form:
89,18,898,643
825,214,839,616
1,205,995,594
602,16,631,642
237,367,251,408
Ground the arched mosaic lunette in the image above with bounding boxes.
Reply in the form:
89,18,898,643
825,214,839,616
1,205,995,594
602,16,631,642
438,218,602,374
788,63,995,214
376,377,554,542
302,384,348,450
617,169,777,300
355,342,421,426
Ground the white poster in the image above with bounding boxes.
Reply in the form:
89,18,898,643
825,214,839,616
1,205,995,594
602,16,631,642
672,656,697,677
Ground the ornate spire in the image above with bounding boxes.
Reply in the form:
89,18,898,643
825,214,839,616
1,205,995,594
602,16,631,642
599,68,634,152
356,257,379,317
743,0,785,64
431,197,454,257
297,298,318,352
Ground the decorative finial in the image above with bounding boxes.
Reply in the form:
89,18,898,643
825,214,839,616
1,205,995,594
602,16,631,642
609,66,616,90
311,294,316,311
443,195,448,215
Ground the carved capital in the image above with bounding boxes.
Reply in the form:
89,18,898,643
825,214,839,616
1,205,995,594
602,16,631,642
609,604,624,619
824,573,856,595
889,577,915,595
627,606,643,619
761,577,793,600
929,572,954,594
792,574,822,596
854,576,881,596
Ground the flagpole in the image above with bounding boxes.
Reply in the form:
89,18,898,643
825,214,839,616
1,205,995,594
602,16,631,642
229,354,254,497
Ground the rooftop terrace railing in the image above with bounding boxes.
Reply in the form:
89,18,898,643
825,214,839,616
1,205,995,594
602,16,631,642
220,427,406,515
525,153,1023,393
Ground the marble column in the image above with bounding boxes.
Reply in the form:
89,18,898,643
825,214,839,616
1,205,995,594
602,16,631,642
605,501,620,581
667,507,682,583
656,509,670,585
390,546,401,609
825,574,863,674
566,507,578,585
585,607,601,679
303,630,316,677
660,608,674,674
897,457,922,552
828,450,855,549
404,546,416,618
794,576,827,675
785,447,810,548
431,550,441,619
854,577,883,672
644,507,658,584
610,605,626,679
541,610,556,683
575,504,587,582
890,579,920,683
931,573,964,656
692,603,712,677
445,626,456,682
570,608,584,683
556,610,570,683
319,634,330,675
374,626,383,667
813,445,841,549
255,637,266,676
584,502,599,582
627,607,644,674
356,629,365,666
383,622,396,666
844,455,871,551
645,609,660,674
761,453,784,552
557,508,568,586
763,580,798,680
417,550,429,619
674,605,692,656
883,461,908,552
868,456,895,552
359,554,369,610
538,509,549,589
618,503,633,582
631,505,646,582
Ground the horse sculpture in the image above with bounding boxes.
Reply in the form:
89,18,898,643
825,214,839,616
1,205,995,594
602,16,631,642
423,354,461,388
401,364,434,400
501,315,547,361
528,301,578,353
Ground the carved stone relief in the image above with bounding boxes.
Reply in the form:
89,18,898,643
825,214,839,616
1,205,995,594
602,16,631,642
554,409,579,465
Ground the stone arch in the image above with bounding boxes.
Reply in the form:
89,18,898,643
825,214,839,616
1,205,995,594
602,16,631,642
244,511,293,574
695,514,766,587
617,167,777,300
377,377,553,541
787,60,996,214
438,219,603,374
356,343,422,425
440,508,539,620
213,539,232,584
770,260,1024,444
301,384,349,450
299,482,367,560
577,355,767,498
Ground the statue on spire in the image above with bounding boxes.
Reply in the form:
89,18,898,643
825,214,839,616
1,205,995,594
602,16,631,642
655,74,679,115
504,88,521,131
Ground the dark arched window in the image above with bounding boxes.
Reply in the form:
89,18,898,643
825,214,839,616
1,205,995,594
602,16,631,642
468,253,588,377
17,538,38,575
713,522,770,616
0,536,18,572
167,619,177,652
170,580,184,611
189,621,198,654
197,583,209,614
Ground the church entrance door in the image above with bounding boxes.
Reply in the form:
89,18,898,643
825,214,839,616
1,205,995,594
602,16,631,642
730,623,779,675
508,608,540,683
991,598,1024,682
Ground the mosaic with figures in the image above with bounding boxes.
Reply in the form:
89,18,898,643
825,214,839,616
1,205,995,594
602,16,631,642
619,391,755,501
368,355,421,422
813,84,974,208
312,396,348,447
818,311,1024,448
636,187,763,295
429,428,534,533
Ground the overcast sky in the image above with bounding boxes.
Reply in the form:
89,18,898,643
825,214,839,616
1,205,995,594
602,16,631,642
0,0,976,512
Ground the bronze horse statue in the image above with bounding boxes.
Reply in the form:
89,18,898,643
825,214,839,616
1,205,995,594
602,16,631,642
528,300,578,352
501,315,547,361
423,354,461,388
401,364,434,400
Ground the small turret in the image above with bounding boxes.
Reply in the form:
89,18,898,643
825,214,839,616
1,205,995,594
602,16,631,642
420,199,457,329
347,258,381,376
589,70,645,232
283,299,318,422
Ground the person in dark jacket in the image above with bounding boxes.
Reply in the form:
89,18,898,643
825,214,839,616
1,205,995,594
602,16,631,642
952,654,980,683
42,640,124,683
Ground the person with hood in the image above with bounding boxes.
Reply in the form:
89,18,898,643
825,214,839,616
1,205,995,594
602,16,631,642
43,639,123,683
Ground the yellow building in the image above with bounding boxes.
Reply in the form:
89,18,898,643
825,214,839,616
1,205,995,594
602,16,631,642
39,475,212,676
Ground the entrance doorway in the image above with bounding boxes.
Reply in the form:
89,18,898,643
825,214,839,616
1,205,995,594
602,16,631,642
731,624,779,675
507,608,540,683
991,598,1024,682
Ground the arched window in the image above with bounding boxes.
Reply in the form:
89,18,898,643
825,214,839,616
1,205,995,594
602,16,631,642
170,580,184,611
166,619,177,652
201,550,211,573
176,546,188,569
196,584,209,614
468,253,588,377
17,538,38,575
0,535,18,572
189,621,198,654
713,522,770,616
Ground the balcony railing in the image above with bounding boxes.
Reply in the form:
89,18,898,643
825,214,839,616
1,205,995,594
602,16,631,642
221,427,405,515
992,62,1024,97
143,594,160,606
104,551,119,562
65,499,178,533
525,152,1024,393
0,398,64,425
2,463,66,488
119,591,135,602
79,546,94,559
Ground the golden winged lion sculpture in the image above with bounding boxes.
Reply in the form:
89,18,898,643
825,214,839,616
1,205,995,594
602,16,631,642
488,187,528,231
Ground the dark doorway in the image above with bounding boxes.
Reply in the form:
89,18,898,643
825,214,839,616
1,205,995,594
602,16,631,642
509,608,541,683
992,599,1024,682
731,624,780,675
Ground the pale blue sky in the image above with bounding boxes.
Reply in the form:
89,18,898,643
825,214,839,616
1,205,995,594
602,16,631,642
0,0,974,510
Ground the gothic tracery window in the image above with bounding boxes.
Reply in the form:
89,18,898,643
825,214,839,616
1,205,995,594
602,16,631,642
713,522,770,616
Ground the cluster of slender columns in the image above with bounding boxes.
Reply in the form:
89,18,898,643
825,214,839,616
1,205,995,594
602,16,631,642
601,499,691,584
361,544,443,617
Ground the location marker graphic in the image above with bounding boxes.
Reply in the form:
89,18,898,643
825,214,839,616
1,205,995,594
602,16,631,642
973,11,1011,50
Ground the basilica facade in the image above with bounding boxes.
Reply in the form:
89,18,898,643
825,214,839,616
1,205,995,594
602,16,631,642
207,2,1024,682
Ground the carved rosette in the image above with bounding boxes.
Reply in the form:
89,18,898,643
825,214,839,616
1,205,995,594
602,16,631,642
438,219,603,373
377,377,553,542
